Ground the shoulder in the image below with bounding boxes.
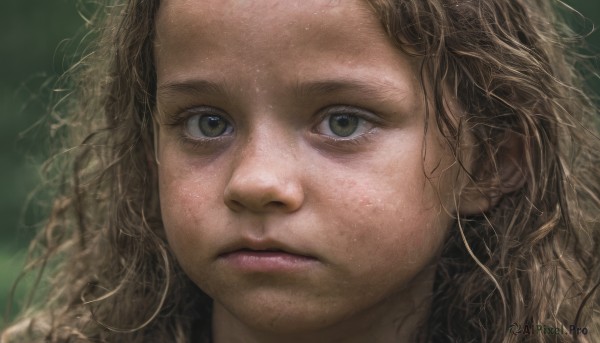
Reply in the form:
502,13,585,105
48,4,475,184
1,315,97,343
1,317,49,343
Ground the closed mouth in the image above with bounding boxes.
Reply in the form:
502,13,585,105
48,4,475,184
218,237,317,260
222,248,315,259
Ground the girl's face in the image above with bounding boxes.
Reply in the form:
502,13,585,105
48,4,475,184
155,0,474,340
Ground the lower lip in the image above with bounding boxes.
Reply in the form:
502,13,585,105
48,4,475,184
220,250,318,272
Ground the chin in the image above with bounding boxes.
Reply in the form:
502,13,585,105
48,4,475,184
214,292,349,334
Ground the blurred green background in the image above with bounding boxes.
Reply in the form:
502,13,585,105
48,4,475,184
1,0,83,326
1,0,599,328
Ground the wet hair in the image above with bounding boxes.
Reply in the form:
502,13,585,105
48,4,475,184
2,0,599,342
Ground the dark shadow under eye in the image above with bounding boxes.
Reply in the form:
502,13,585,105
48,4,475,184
329,114,359,137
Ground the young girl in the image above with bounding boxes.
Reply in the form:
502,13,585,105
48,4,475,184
2,0,599,342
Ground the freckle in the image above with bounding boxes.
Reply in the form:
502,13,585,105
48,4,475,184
359,196,372,207
186,191,199,199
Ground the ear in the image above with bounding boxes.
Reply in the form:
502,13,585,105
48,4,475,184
458,132,526,215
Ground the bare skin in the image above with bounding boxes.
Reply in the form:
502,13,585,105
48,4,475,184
154,1,483,342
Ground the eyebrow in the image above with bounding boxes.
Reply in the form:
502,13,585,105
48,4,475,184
157,79,229,99
294,78,408,103
156,77,409,104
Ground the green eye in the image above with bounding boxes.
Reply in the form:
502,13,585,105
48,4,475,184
185,114,232,138
199,115,228,137
315,106,376,141
328,114,359,137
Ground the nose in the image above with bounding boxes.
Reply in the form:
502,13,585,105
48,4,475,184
224,138,304,214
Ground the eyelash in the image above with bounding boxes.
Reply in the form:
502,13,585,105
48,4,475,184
313,105,378,143
163,106,233,148
163,104,379,149
319,130,376,149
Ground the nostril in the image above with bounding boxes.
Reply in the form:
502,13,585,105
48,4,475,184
266,201,286,210
225,196,291,213
226,199,245,212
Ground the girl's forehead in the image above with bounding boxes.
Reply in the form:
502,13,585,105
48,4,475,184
155,0,384,50
156,0,375,23
153,0,418,100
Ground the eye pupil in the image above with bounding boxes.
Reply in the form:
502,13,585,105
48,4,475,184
329,114,359,137
199,115,227,137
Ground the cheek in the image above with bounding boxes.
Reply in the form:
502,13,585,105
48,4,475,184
353,195,446,257
157,152,223,266
316,159,452,282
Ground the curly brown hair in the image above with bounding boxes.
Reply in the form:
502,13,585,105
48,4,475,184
2,0,599,342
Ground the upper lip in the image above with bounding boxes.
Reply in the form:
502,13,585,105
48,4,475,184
218,237,316,259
